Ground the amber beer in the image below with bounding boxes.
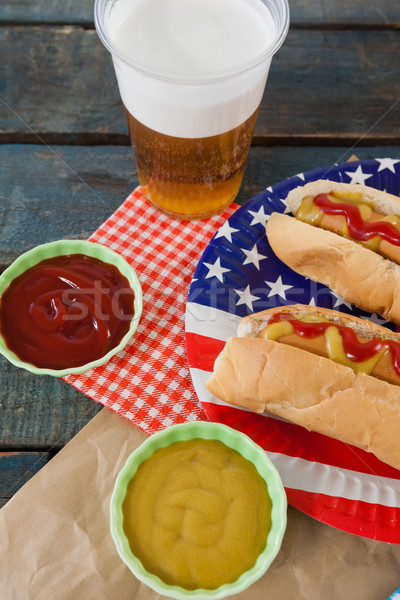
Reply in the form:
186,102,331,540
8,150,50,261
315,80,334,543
94,0,290,219
125,107,259,218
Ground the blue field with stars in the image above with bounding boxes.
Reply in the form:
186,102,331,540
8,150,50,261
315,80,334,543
187,157,400,327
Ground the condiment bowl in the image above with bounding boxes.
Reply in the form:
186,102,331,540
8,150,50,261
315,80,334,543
110,421,287,599
0,239,143,376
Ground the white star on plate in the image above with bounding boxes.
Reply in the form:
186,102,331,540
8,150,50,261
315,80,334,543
248,205,269,227
265,276,293,300
235,285,261,310
345,165,373,185
203,257,230,283
330,292,353,310
376,158,400,174
308,297,317,306
366,312,388,326
275,195,290,211
242,244,267,270
214,220,239,243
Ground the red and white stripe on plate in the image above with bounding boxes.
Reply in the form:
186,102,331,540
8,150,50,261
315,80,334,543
185,301,400,543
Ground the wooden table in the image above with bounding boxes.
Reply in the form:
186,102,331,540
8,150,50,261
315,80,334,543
0,0,399,528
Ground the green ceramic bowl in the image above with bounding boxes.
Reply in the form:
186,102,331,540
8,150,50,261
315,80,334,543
110,421,287,599
0,239,143,376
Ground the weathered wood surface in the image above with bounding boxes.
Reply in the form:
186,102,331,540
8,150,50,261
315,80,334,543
1,146,400,446
1,28,399,144
1,0,399,506
0,452,50,508
0,1,94,25
0,0,398,27
0,356,102,449
291,0,400,28
0,145,138,269
0,140,396,504
2,144,400,268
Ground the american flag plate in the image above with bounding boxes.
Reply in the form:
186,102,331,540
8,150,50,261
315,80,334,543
185,158,400,542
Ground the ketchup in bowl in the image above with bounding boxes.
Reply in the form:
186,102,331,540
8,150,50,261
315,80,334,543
0,253,135,370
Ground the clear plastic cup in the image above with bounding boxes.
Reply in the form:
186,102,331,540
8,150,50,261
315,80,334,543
95,0,290,220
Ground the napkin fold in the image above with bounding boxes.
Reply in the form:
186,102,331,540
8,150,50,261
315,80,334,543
65,188,238,435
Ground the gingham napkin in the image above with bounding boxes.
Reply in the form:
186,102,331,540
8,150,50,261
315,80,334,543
64,188,238,435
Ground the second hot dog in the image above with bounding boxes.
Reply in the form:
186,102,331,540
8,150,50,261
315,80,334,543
206,304,400,470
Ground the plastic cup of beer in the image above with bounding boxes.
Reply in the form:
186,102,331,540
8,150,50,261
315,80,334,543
94,0,290,220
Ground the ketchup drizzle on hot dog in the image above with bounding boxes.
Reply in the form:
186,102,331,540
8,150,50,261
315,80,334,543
270,313,400,377
314,193,400,246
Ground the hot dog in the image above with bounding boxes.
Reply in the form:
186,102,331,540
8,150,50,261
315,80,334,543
206,304,400,470
265,180,400,324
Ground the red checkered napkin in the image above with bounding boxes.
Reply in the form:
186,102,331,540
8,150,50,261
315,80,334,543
65,188,238,435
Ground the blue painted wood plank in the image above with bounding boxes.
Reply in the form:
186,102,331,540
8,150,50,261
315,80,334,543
0,452,50,507
0,145,138,268
0,0,398,27
0,1,94,24
0,355,103,449
1,144,399,268
1,28,399,142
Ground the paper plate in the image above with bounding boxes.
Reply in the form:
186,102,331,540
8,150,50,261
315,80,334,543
185,157,400,543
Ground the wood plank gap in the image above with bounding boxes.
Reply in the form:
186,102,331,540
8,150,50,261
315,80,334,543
0,445,63,454
251,135,400,148
0,22,398,31
0,21,95,28
290,24,400,31
0,133,131,145
1,134,399,147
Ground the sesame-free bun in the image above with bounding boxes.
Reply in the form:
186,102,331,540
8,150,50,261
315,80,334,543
206,304,400,470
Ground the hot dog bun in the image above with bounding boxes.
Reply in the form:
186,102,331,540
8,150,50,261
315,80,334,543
206,305,400,470
266,180,400,324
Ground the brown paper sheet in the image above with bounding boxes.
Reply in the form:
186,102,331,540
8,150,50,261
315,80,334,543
1,407,399,600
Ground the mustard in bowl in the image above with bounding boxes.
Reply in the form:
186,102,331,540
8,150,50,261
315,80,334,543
110,421,287,599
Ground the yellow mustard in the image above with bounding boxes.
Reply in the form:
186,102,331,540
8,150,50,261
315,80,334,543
260,313,329,341
261,315,385,376
295,191,400,251
295,194,323,225
327,193,362,235
261,319,294,340
324,325,386,374
329,190,365,204
296,191,372,237
122,438,272,590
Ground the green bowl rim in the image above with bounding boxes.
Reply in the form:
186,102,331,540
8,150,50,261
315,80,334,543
110,421,287,600
0,239,143,377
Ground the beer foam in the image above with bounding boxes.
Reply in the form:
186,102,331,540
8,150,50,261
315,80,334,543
112,0,273,75
108,0,279,138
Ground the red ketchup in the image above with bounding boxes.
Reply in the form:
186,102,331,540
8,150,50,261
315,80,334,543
0,254,135,369
270,313,400,378
314,193,400,246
